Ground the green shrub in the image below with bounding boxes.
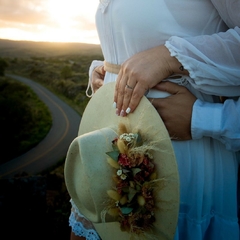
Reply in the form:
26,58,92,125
0,78,52,163
0,58,8,76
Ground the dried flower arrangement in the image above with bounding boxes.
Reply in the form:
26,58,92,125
103,123,162,237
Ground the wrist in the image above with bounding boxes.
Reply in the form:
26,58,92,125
191,99,222,139
164,46,189,76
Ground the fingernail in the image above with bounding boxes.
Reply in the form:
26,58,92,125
116,108,120,116
113,102,117,108
126,107,131,114
120,109,124,117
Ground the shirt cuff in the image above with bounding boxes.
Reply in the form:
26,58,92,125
191,99,223,140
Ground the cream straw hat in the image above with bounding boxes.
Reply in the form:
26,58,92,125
64,82,179,240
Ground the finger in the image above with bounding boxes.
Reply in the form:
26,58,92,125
119,83,135,116
95,65,105,75
114,71,129,115
92,79,104,92
113,70,123,110
96,79,104,88
126,83,147,114
154,81,184,95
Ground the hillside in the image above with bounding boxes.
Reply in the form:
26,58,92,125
0,38,102,58
0,39,104,239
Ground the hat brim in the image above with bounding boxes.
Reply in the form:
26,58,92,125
65,82,179,239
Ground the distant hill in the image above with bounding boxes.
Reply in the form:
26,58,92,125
0,39,102,58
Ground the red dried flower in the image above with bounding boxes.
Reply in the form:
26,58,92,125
118,153,131,167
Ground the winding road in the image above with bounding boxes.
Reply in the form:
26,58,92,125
0,74,81,178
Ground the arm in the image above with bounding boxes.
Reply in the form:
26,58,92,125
114,1,240,115
165,27,240,96
114,27,240,116
210,0,240,28
165,0,240,95
153,82,240,151
192,97,240,151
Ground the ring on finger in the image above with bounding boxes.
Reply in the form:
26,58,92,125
126,84,134,90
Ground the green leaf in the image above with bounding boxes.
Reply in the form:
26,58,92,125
128,187,137,202
120,207,133,215
136,133,143,145
112,143,119,151
132,168,141,176
106,150,119,161
122,186,129,193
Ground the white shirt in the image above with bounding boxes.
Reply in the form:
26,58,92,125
164,1,240,151
192,98,240,151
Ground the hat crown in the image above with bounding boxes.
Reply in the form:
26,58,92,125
66,128,118,222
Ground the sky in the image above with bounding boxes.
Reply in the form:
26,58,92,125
0,0,100,44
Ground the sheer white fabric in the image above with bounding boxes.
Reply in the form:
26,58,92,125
70,0,240,239
166,27,240,96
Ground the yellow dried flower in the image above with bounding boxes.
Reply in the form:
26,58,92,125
107,190,121,201
107,157,120,169
119,195,128,205
112,175,119,183
108,207,119,217
137,195,146,206
118,123,128,135
117,139,127,154
149,172,157,180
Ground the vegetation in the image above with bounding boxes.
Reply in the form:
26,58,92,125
0,39,103,161
4,53,103,115
0,39,104,239
0,76,52,164
0,166,72,240
0,58,8,76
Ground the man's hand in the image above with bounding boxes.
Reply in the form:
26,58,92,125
92,65,105,93
149,82,197,140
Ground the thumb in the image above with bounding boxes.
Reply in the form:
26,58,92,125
154,81,183,95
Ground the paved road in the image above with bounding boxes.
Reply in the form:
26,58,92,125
0,74,81,178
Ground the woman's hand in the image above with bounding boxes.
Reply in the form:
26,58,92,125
92,65,105,93
113,45,188,116
149,82,196,140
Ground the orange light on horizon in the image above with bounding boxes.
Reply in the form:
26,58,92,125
0,0,100,44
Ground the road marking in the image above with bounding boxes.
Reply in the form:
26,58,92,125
0,83,70,177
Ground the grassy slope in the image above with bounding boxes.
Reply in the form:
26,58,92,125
0,39,103,239
0,76,52,163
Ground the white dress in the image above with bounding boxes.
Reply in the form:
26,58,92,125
70,0,240,239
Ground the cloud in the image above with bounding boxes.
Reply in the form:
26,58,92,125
0,0,99,43
0,0,51,25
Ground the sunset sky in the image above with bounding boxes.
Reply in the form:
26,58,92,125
0,0,100,44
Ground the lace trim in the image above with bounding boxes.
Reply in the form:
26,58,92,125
69,199,101,240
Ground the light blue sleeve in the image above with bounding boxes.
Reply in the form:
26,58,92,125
191,98,240,151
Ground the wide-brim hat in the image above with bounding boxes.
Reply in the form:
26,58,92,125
64,82,179,240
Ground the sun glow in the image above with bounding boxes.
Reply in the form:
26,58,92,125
44,0,99,43
47,1,81,27
0,0,100,44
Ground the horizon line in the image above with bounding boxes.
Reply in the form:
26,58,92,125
0,37,100,45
